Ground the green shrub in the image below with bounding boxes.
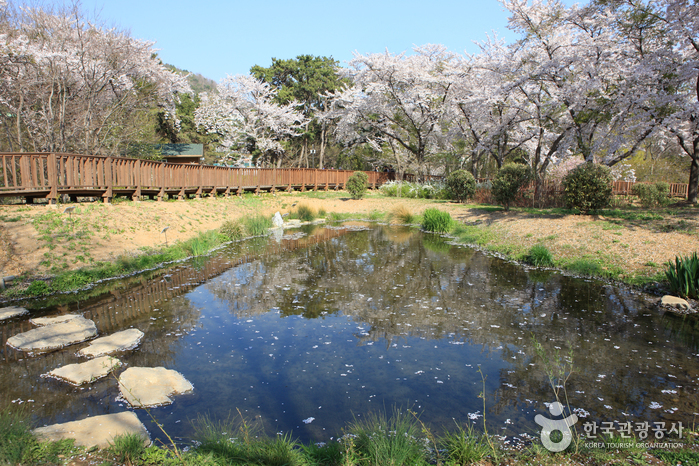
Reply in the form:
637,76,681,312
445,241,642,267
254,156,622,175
562,162,613,214
492,163,532,211
566,258,603,276
243,215,272,236
346,171,369,199
665,252,699,299
526,245,554,267
633,182,670,207
346,408,427,466
446,170,477,203
0,408,35,465
421,208,453,233
192,413,306,466
25,280,53,296
220,220,243,241
441,424,491,465
296,204,316,222
108,432,147,465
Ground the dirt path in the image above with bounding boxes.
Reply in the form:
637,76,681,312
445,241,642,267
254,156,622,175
0,192,698,280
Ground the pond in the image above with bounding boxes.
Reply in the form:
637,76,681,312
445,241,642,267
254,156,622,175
1,223,697,446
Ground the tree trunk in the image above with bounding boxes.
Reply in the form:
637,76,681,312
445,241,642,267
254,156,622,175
16,93,23,152
319,124,326,169
689,155,698,204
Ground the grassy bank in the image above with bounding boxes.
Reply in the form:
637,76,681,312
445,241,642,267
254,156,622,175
2,192,695,301
2,406,696,466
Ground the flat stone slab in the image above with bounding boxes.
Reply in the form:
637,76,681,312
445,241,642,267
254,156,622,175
30,314,84,326
661,295,691,310
0,306,28,321
119,367,193,408
6,314,97,352
43,356,122,385
33,412,150,449
78,328,144,358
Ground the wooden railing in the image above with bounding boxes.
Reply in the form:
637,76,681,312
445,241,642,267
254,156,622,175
0,153,393,203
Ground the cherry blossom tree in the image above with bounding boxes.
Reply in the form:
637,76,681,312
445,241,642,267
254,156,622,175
0,2,190,155
195,74,308,166
331,44,459,176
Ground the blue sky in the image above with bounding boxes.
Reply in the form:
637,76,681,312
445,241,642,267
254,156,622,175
72,0,550,82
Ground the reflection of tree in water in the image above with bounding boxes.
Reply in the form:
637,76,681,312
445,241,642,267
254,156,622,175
207,224,699,430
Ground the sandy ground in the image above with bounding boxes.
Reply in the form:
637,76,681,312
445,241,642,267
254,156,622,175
0,191,698,280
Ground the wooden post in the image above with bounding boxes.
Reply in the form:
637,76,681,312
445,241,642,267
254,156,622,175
314,168,318,191
47,153,58,204
195,165,203,198
132,160,141,201
103,156,113,203
158,163,165,201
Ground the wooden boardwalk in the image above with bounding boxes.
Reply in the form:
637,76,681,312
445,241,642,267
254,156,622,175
0,153,392,203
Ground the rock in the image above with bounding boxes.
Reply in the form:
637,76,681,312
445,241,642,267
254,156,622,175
118,367,193,408
44,356,122,385
661,295,692,311
33,412,150,449
285,219,302,227
78,328,144,358
6,315,98,352
0,306,28,321
272,211,284,228
31,314,83,326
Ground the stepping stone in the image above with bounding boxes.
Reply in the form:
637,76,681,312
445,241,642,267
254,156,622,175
118,367,193,408
6,314,97,352
33,412,150,449
78,329,144,358
0,306,28,321
43,356,122,385
661,295,692,311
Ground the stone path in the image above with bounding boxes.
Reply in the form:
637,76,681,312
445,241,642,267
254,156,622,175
33,412,150,448
0,306,28,321
43,356,122,385
119,367,193,408
6,314,97,352
78,328,144,358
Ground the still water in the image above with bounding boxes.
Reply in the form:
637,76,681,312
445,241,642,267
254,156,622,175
1,224,697,445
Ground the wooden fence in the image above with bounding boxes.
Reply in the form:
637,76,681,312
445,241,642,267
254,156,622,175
0,153,393,204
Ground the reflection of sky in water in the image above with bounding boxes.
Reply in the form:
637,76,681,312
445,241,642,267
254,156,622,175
1,225,698,446
171,291,508,442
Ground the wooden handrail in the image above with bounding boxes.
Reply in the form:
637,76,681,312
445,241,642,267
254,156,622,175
0,153,390,203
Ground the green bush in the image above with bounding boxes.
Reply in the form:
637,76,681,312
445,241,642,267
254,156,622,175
346,171,369,200
295,204,316,222
665,252,699,299
446,170,477,203
108,433,147,465
243,215,272,236
526,245,554,267
346,408,427,466
441,424,491,465
421,208,453,233
562,162,613,214
220,220,243,241
492,163,532,211
633,182,670,207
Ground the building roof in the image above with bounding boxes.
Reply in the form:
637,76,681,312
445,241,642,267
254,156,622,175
154,144,203,157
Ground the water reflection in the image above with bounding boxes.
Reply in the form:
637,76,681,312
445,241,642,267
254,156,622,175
0,224,697,446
